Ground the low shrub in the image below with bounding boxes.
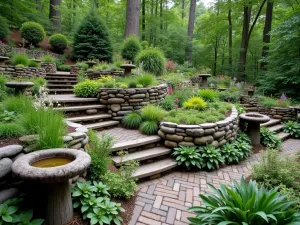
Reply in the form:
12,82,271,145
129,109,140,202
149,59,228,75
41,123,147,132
140,105,167,123
137,74,155,87
122,112,143,129
41,55,55,63
128,81,137,88
11,53,29,66
199,145,224,170
0,122,25,137
158,95,175,111
103,81,115,88
198,89,218,102
57,64,71,71
28,60,39,67
20,22,46,45
121,35,141,61
74,80,103,97
0,16,10,40
135,48,166,76
139,121,158,135
49,33,68,52
172,146,202,170
72,181,124,224
183,97,207,111
86,131,114,180
221,143,242,164
76,62,89,70
2,95,34,114
218,89,240,103
173,87,198,107
283,121,300,138
189,178,300,224
0,74,8,101
260,127,282,148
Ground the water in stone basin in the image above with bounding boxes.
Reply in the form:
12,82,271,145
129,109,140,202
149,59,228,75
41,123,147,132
32,157,72,168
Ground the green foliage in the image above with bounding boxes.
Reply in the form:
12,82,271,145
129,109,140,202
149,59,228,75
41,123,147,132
0,74,8,101
221,143,242,164
121,36,141,61
183,97,207,110
140,40,149,49
0,110,17,122
76,62,89,70
172,87,198,107
198,89,218,102
140,105,167,123
72,181,124,225
11,54,29,66
2,95,33,114
128,81,137,88
101,160,138,199
20,22,45,45
122,112,142,129
28,60,38,67
73,10,113,62
233,134,252,159
74,80,103,97
30,77,47,96
86,130,113,180
260,127,282,149
172,146,202,170
199,145,224,170
218,89,240,103
0,122,25,137
283,121,300,138
137,74,155,87
0,16,10,40
258,96,291,108
41,55,54,63
188,178,300,225
139,121,158,135
158,95,175,111
235,103,246,114
57,64,71,71
135,48,166,76
49,33,68,52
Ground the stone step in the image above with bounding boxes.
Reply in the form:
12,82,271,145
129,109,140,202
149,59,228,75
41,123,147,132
47,84,74,87
268,124,285,133
47,95,98,103
132,158,177,179
246,107,257,112
277,132,290,141
112,147,172,166
47,80,77,84
46,72,72,76
46,77,77,81
48,89,74,94
261,118,281,127
112,136,161,152
85,120,119,130
67,114,111,122
54,104,106,112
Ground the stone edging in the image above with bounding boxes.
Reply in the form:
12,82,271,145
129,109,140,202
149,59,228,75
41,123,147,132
99,84,168,120
158,105,239,148
0,65,46,78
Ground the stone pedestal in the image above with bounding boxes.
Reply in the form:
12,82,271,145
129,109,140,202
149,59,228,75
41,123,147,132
199,74,211,88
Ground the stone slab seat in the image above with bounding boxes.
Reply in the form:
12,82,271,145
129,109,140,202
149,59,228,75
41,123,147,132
84,120,119,130
260,118,281,127
66,114,112,122
268,124,285,133
112,147,172,166
54,104,106,112
132,158,177,179
111,136,162,152
277,132,290,141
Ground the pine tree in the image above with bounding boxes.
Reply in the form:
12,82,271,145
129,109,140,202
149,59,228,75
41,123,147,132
72,10,113,62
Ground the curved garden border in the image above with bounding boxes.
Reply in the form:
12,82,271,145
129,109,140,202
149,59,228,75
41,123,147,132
158,105,239,148
99,84,168,120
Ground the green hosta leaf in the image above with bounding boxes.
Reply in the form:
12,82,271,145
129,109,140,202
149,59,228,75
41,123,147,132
2,214,13,222
30,219,44,225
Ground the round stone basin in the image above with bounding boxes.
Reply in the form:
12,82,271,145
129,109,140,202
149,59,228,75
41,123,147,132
12,149,91,225
239,113,270,123
5,82,34,95
199,74,212,78
85,61,97,68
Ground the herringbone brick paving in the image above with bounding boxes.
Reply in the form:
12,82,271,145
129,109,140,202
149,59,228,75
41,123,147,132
128,139,300,225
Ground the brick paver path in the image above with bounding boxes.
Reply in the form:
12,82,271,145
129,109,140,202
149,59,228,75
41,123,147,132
128,139,300,225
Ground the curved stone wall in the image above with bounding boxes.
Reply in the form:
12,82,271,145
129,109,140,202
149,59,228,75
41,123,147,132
158,106,239,148
0,65,46,78
99,84,168,120
86,70,124,79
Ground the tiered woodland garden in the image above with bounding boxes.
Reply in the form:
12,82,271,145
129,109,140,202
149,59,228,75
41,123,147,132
1,1,300,225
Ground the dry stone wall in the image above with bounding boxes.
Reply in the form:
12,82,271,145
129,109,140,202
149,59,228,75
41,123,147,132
158,106,239,148
0,46,60,59
0,122,89,204
99,84,168,120
41,62,56,73
86,70,124,79
0,65,46,78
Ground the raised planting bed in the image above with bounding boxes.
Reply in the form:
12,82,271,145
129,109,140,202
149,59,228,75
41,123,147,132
158,105,239,148
0,65,46,78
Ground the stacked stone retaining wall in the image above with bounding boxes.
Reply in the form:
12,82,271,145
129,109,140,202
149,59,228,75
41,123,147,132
158,106,239,148
86,70,124,79
0,65,46,78
0,46,60,59
41,62,56,73
99,84,168,120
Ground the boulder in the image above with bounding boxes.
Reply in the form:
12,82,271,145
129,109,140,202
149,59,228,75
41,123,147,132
213,131,226,139
194,136,214,145
166,134,184,142
204,128,215,135
164,140,178,148
160,126,176,134
111,104,121,112
107,98,125,104
0,158,12,179
69,132,86,139
0,188,20,204
86,109,98,115
186,129,204,137
178,141,195,147
0,145,23,159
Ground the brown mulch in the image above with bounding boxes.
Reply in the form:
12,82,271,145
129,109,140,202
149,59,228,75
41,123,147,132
0,136,21,147
252,144,266,154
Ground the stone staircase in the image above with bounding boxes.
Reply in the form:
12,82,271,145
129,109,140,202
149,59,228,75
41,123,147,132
109,134,176,180
261,118,290,141
46,71,77,94
239,103,257,112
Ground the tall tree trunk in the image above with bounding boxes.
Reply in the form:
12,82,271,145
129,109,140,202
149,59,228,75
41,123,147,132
154,0,158,44
142,0,146,40
125,0,140,38
260,0,273,70
213,38,219,76
228,0,233,76
185,0,196,62
49,0,61,31
182,0,185,19
160,0,163,43
150,0,154,43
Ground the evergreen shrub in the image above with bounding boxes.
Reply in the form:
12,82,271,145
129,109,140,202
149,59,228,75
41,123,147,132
20,22,46,45
121,36,141,61
49,33,68,52
0,16,10,40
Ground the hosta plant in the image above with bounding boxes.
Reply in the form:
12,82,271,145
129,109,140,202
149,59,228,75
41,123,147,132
199,145,224,170
188,178,300,225
172,146,202,170
260,127,282,148
283,121,300,138
221,143,242,164
233,139,252,159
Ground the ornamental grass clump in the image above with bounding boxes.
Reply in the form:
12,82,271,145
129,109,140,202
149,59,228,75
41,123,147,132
11,53,29,66
140,104,167,123
122,112,142,129
188,178,300,225
0,123,26,137
139,121,158,135
183,97,207,111
41,55,55,63
137,74,156,87
198,89,218,102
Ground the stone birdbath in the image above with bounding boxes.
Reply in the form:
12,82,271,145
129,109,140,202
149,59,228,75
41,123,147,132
0,56,9,65
120,64,136,76
5,82,34,95
218,87,227,92
86,60,97,68
239,113,270,146
199,74,211,88
12,148,91,225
